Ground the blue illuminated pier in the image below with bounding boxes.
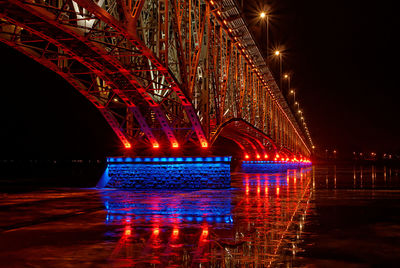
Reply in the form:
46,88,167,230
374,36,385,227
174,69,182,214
98,156,232,189
241,160,312,173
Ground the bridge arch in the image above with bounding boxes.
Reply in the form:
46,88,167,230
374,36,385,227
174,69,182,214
211,118,280,160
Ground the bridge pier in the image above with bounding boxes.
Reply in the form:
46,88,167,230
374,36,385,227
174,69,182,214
98,156,231,189
241,160,312,173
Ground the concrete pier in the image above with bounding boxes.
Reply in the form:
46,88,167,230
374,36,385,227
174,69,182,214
98,156,232,189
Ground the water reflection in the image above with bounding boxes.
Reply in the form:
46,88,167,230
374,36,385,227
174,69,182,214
100,168,313,267
320,165,400,189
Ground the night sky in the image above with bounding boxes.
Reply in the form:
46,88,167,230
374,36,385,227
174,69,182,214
0,0,399,159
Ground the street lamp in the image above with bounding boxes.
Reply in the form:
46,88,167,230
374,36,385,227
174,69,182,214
274,50,282,90
290,89,296,104
284,74,291,99
259,11,270,64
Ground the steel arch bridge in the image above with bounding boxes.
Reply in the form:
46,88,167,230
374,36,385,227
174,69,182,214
0,0,312,160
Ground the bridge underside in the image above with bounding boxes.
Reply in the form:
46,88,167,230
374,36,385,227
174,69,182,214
0,0,312,160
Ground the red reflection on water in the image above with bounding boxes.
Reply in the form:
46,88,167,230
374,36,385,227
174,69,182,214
172,227,179,237
152,227,160,236
103,167,313,267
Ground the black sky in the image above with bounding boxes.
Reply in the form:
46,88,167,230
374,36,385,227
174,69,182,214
0,0,399,158
243,0,400,155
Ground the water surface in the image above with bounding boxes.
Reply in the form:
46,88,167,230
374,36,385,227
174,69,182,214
0,164,399,267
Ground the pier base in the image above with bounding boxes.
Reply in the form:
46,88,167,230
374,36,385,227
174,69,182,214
98,156,231,189
241,161,312,173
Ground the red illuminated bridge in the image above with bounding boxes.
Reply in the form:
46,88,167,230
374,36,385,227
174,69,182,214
0,0,313,161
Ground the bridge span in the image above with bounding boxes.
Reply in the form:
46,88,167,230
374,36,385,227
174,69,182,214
0,0,312,161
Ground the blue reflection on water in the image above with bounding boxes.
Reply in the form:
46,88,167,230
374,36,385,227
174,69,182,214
102,190,233,225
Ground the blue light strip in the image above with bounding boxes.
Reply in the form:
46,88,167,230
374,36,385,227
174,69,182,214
107,156,232,163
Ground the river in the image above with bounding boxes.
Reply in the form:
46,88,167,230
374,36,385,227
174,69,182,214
0,164,399,267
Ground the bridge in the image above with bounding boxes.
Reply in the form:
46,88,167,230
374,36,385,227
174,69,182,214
0,0,312,163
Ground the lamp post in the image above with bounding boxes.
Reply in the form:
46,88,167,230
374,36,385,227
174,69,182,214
290,89,296,103
284,74,290,98
260,11,269,64
274,50,282,90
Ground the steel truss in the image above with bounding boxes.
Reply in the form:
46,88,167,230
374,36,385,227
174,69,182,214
0,0,311,157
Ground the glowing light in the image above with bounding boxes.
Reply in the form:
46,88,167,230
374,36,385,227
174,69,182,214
172,228,179,237
125,229,131,236
153,227,160,236
260,12,266,19
202,229,209,237
153,143,159,148
274,50,280,56
210,0,214,5
275,154,280,159
256,154,261,159
201,142,208,148
245,154,250,159
124,143,132,149
264,154,269,159
276,187,280,195
172,143,179,148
